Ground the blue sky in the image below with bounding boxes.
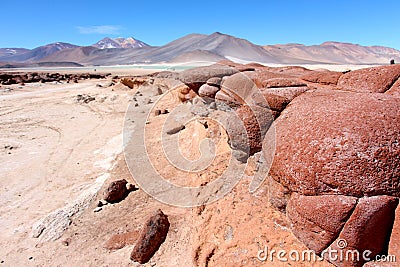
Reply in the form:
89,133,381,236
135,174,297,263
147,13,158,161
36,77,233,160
1,0,399,49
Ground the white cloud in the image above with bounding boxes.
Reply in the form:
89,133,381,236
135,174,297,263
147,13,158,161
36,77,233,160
76,25,122,35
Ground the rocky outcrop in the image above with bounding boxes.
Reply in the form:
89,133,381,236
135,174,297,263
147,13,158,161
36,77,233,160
217,72,258,107
264,89,400,197
260,86,309,101
262,77,307,88
225,105,276,157
301,70,343,85
0,72,110,85
252,91,290,112
120,77,149,89
178,64,238,92
337,65,400,93
130,209,170,264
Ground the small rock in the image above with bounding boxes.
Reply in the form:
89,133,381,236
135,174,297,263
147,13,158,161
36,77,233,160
61,238,71,246
154,110,161,116
209,102,217,110
152,86,163,96
135,103,139,107
97,200,108,207
161,109,169,114
130,209,170,264
93,207,102,213
76,94,95,104
126,183,137,192
166,125,185,135
103,179,129,203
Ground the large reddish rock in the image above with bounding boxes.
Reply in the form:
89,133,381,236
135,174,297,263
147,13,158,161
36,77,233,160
263,89,400,197
103,179,129,203
215,90,241,109
178,64,238,92
301,70,343,85
326,196,398,267
254,91,290,111
337,65,400,93
247,70,291,88
130,209,170,263
261,86,309,101
262,77,307,88
219,72,258,105
287,193,357,254
226,105,276,156
385,78,400,96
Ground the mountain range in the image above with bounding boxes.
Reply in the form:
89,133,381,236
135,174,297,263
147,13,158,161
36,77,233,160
1,33,399,67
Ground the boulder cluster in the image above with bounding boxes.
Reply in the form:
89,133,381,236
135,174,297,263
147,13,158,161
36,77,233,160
0,72,111,85
120,62,400,266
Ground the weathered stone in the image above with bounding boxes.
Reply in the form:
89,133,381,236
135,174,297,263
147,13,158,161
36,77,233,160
120,77,148,89
301,70,343,85
103,179,129,203
326,196,398,267
267,175,291,212
262,77,307,88
264,89,400,197
226,105,276,156
215,90,240,109
178,65,237,92
206,77,222,87
261,86,309,101
385,78,400,96
252,91,290,112
337,65,400,93
130,209,170,263
287,193,357,253
218,72,259,107
198,84,220,99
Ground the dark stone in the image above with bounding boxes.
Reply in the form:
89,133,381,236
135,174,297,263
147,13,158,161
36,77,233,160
130,209,170,263
103,179,129,203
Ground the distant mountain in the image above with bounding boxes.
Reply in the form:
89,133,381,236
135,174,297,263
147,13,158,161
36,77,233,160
0,42,78,62
42,32,281,65
2,33,400,67
263,42,400,64
0,48,30,57
93,37,149,49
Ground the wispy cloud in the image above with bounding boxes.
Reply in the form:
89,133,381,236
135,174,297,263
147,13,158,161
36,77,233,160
76,25,122,35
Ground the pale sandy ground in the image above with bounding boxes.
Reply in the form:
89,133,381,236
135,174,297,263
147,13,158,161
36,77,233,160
0,64,363,266
0,76,137,265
